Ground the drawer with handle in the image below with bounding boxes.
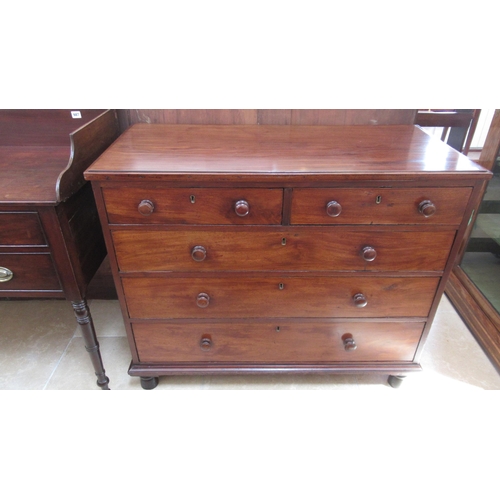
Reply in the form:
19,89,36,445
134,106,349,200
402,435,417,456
122,275,440,319
0,253,61,291
102,187,284,225
112,227,456,272
133,321,424,364
290,187,472,225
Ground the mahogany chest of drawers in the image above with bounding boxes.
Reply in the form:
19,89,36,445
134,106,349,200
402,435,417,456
85,124,491,389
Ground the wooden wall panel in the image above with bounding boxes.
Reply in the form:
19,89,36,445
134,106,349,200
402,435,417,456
477,110,500,171
257,110,292,124
117,109,416,131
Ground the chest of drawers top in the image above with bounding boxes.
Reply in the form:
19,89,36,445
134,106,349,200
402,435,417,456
84,124,490,185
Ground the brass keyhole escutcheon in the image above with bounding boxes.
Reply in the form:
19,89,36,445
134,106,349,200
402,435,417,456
276,326,281,332
281,238,287,246
376,195,382,204
190,195,196,203
278,283,284,290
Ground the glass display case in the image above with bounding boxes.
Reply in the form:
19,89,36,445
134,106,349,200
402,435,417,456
461,159,500,313
446,110,500,372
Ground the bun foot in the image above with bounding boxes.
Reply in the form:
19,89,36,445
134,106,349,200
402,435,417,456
140,376,159,390
388,375,406,388
97,376,110,390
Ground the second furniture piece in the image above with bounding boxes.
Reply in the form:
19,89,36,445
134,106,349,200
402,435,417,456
0,110,120,389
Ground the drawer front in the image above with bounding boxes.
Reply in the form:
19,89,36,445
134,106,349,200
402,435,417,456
112,228,455,272
291,188,472,225
0,213,46,246
133,321,424,363
123,276,440,319
0,253,61,291
103,188,283,225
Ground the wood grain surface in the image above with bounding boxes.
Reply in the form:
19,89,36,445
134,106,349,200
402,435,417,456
133,321,424,364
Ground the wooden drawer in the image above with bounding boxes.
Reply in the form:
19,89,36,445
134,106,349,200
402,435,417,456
0,253,61,291
291,187,472,225
112,227,456,272
133,321,424,363
0,212,46,246
103,187,283,225
123,276,440,319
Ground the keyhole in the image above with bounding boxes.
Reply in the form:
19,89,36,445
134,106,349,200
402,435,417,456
190,195,196,203
278,283,284,290
281,238,287,245
376,195,382,204
276,326,281,332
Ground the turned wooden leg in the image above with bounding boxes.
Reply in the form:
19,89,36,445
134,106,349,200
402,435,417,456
388,375,406,388
140,376,159,390
72,299,110,390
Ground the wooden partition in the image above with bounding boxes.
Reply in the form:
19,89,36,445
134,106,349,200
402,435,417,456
117,109,416,131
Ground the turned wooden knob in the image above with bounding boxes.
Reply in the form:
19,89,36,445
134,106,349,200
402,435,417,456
138,199,155,216
418,200,436,217
342,333,357,351
200,335,212,351
326,200,342,217
191,245,207,262
361,246,377,262
196,292,210,308
235,200,250,217
353,293,368,308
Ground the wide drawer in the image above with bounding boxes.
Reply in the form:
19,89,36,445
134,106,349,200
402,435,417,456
291,187,472,225
102,187,284,225
122,275,440,319
0,212,46,246
0,253,61,291
112,227,456,272
133,321,424,363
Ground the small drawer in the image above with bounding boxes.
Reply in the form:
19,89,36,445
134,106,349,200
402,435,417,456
103,187,283,225
291,188,472,225
112,227,456,272
122,276,440,319
0,253,61,291
0,212,46,246
133,321,424,364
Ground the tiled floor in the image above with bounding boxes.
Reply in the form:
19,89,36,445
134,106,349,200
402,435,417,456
1,295,499,390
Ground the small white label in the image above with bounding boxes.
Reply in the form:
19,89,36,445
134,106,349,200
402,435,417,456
71,111,82,119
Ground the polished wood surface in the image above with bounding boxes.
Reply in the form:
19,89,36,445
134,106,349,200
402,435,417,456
132,321,424,364
0,110,114,204
122,275,439,319
0,253,61,291
103,187,283,225
291,187,472,225
85,124,488,182
0,212,46,245
112,227,455,272
87,123,492,387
